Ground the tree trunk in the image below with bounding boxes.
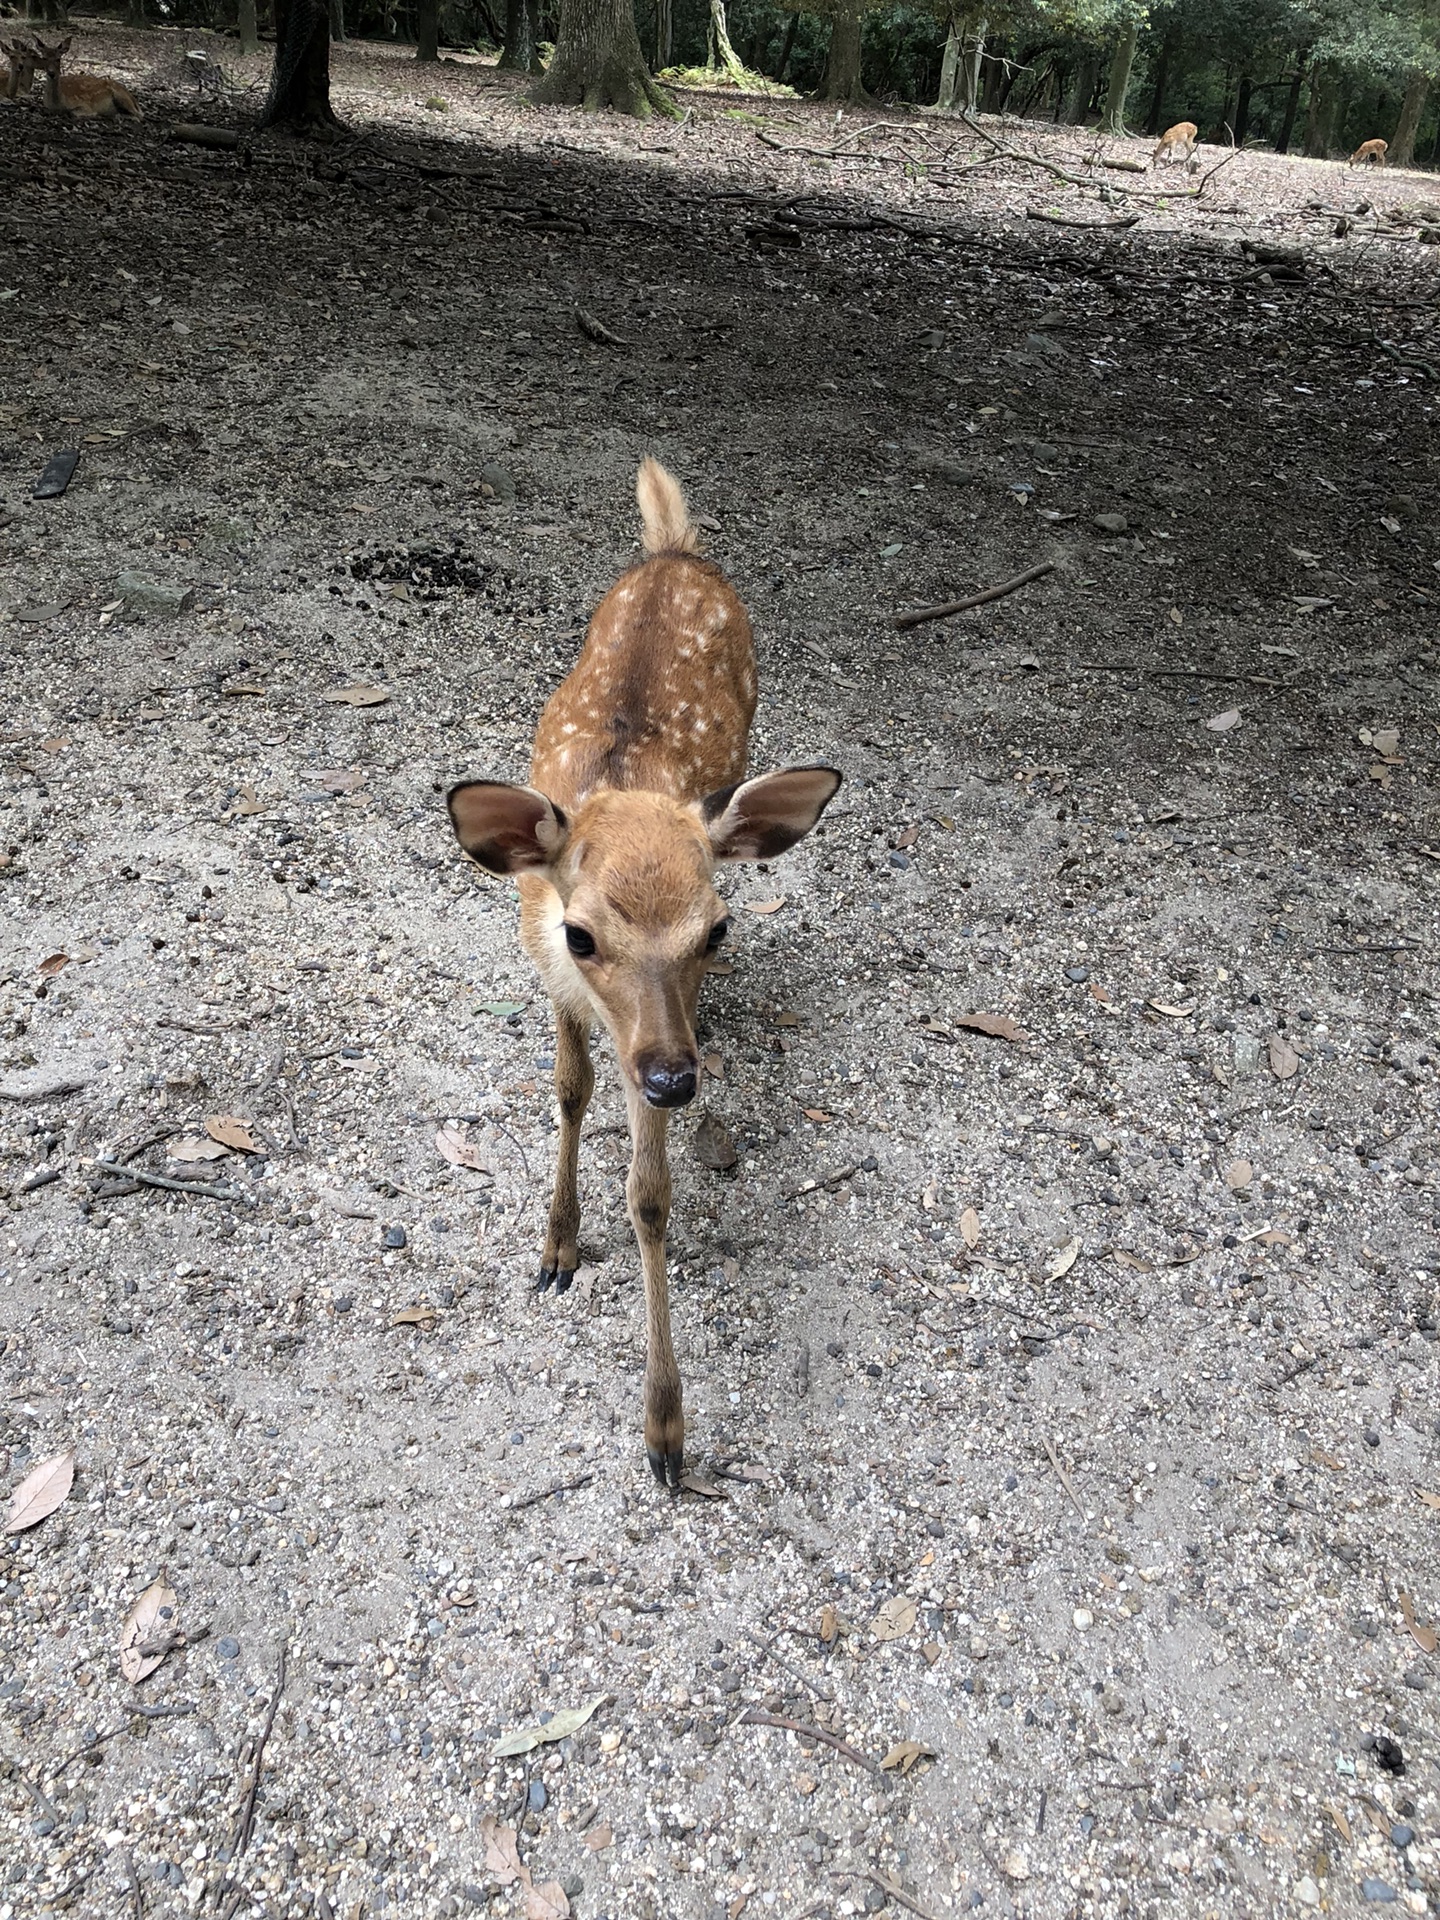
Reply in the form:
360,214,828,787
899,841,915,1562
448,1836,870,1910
1233,71,1252,145
1144,28,1173,134
125,0,147,26
260,0,341,132
1275,56,1305,152
1067,52,1096,125
705,0,746,82
329,0,345,41
653,0,671,69
936,14,960,113
498,0,533,68
820,2,866,104
416,0,437,56
238,0,259,56
1391,69,1428,167
1100,20,1137,135
531,0,677,114
961,15,984,115
772,8,796,81
981,35,1004,113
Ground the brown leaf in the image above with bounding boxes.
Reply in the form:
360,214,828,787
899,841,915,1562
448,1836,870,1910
1046,1237,1081,1281
1203,707,1242,732
1147,1000,1197,1019
321,684,391,706
583,1823,613,1853
434,1124,490,1173
774,1010,800,1027
119,1576,178,1684
819,1603,840,1645
921,1640,941,1667
704,958,735,976
959,1206,980,1249
4,1448,75,1534
703,1052,724,1080
895,825,920,849
170,1137,232,1163
954,1012,1026,1044
391,1305,439,1330
1267,1033,1300,1081
743,897,786,915
694,1114,738,1171
802,1108,832,1123
525,1882,570,1920
205,1115,258,1153
1225,1159,1253,1190
1088,980,1119,1015
880,1738,936,1774
318,768,368,793
40,736,70,754
678,1473,726,1499
1372,727,1401,757
1399,1590,1438,1654
1112,1250,1153,1273
38,953,71,977
1419,1490,1440,1511
480,1815,523,1886
872,1595,917,1642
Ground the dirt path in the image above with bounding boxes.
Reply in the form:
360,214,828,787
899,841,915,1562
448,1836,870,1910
2,26,1438,1920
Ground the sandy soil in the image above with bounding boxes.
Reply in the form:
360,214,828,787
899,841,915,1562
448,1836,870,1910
1,22,1439,1920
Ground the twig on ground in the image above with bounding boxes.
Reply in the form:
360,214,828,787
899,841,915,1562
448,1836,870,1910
864,1872,939,1920
117,1846,144,1920
1042,1435,1086,1518
1026,208,1140,231
740,1709,878,1772
214,1643,288,1912
895,560,1055,632
576,307,630,348
783,1163,859,1202
505,1472,594,1512
745,1627,836,1702
93,1161,243,1204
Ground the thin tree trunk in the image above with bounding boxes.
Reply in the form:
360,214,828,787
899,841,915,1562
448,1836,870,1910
532,0,677,114
1391,69,1428,167
1100,20,1136,134
416,0,437,57
1144,29,1173,134
1275,55,1305,152
260,0,341,131
498,0,534,70
961,15,984,115
329,0,345,41
653,0,671,69
238,0,259,55
981,35,1004,113
772,8,796,81
936,14,960,113
705,0,746,82
1067,52,1096,125
1233,71,1252,145
126,0,148,26
820,2,865,103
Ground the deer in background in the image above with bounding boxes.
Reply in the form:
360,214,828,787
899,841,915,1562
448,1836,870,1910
447,460,840,1488
31,34,141,118
0,35,37,100
1152,120,1199,169
1350,137,1387,167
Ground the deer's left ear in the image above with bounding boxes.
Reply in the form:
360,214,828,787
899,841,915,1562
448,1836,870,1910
701,765,842,862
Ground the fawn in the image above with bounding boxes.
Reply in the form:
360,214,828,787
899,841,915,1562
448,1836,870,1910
31,35,141,118
1350,138,1387,168
1151,120,1198,169
1,35,36,100
448,460,840,1486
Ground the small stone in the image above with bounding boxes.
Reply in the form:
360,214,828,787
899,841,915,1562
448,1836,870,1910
1360,1878,1398,1903
217,1637,240,1660
1390,1823,1414,1848
863,1886,888,1912
1295,1877,1320,1907
1093,512,1128,534
382,1225,407,1250
116,572,195,616
1064,965,1089,983
478,461,516,504
1362,1428,1380,1448
888,850,911,870
1233,1034,1262,1076
1072,1608,1093,1631
527,1779,547,1813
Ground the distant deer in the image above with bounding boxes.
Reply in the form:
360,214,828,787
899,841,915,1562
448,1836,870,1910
1151,120,1198,169
31,34,141,117
447,460,840,1488
1350,137,1387,168
0,34,37,100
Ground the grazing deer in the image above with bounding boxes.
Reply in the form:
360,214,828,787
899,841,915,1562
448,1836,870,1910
31,35,141,118
1349,137,1387,168
1151,120,1198,169
447,460,840,1487
1,35,37,100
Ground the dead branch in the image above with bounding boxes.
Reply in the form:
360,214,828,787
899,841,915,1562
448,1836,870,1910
167,125,241,150
214,1645,288,1913
575,307,630,348
1026,207,1140,230
895,560,1055,631
739,1709,878,1773
93,1159,246,1204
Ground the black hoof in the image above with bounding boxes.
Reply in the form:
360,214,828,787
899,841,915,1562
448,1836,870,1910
553,1268,575,1296
647,1446,684,1490
535,1265,555,1294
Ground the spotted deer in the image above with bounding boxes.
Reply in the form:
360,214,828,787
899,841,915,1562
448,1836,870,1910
31,35,141,118
0,35,37,100
447,460,840,1487
1350,137,1387,168
1151,120,1198,169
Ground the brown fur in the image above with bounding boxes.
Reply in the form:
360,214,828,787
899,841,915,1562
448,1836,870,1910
0,35,36,100
1151,120,1198,168
447,462,841,1487
1350,138,1387,168
31,35,140,118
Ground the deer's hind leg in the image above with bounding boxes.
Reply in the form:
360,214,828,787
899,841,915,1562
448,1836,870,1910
537,1005,593,1295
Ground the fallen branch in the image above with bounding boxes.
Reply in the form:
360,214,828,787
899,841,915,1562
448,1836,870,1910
739,1709,878,1773
895,560,1054,632
745,1627,836,1702
94,1160,245,1205
214,1645,288,1915
1026,207,1140,231
784,1162,859,1202
505,1472,594,1512
864,1873,940,1920
1042,1435,1086,1519
575,307,630,348
167,124,241,150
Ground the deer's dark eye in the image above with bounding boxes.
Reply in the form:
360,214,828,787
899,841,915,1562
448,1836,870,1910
706,918,730,950
564,924,596,959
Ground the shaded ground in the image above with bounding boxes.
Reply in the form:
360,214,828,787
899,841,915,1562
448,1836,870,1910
2,23,1439,1920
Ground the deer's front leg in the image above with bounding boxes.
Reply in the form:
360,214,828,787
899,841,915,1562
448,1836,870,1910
537,1008,593,1295
625,1086,683,1487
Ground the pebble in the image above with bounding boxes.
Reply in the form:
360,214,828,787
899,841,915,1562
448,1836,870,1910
888,851,911,870
1072,1608,1093,1630
1360,1878,1398,1903
217,1637,240,1660
478,460,517,504
1093,511,1128,534
117,572,195,616
1390,1824,1414,1848
527,1780,548,1813
1064,965,1089,983
1294,1877,1320,1907
382,1225,407,1249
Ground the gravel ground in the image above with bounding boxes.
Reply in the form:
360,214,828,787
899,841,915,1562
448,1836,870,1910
1,25,1439,1920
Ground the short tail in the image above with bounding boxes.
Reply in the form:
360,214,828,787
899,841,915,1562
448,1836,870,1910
635,456,698,556
116,84,141,116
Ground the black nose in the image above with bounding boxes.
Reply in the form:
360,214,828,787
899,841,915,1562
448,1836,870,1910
641,1061,697,1108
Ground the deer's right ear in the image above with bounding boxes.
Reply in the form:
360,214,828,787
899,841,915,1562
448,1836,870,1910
447,782,568,875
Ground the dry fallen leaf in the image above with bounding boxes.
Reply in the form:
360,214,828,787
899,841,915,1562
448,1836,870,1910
802,1107,832,1124
1267,1033,1300,1081
1399,1590,1438,1654
954,1011,1026,1044
880,1738,936,1775
1147,1000,1196,1019
1418,1491,1440,1512
1088,980,1119,1015
38,953,71,977
4,1448,75,1534
318,767,368,793
895,824,920,849
774,1011,799,1027
694,1114,738,1171
679,1473,726,1499
872,1594,917,1642
819,1603,840,1645
206,1115,258,1153
391,1304,439,1330
960,1206,981,1249
795,1772,818,1795
119,1576,179,1684
1112,1249,1153,1273
321,684,391,706
1371,727,1401,757
480,1815,523,1886
1225,1159,1253,1190
170,1136,232,1163
743,897,786,915
493,1697,604,1758
703,1052,724,1080
434,1124,491,1173
583,1823,613,1853
1203,708,1241,732
1046,1237,1081,1282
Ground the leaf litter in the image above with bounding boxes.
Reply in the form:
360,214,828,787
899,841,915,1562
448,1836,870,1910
119,1575,180,1684
493,1696,604,1757
4,1449,75,1534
